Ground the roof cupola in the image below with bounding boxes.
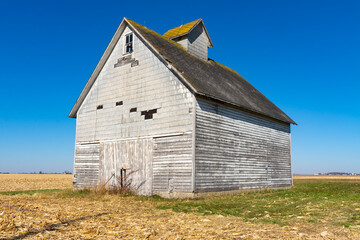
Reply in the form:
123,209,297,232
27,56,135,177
163,19,213,61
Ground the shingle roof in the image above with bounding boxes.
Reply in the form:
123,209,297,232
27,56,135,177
128,19,296,124
163,19,201,39
69,18,295,124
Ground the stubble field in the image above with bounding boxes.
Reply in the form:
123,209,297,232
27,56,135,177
0,174,72,192
0,174,359,239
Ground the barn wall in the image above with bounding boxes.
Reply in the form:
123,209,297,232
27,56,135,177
73,143,101,188
195,98,292,192
73,25,194,192
153,133,193,195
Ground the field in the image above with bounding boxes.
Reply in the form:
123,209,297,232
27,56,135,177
0,175,359,239
0,174,72,192
294,175,360,181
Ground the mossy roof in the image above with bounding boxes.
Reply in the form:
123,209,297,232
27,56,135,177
70,18,295,124
163,19,201,39
128,19,295,124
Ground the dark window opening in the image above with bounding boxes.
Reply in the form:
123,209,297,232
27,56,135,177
125,33,133,53
141,109,157,119
116,101,123,106
97,105,103,110
130,107,137,113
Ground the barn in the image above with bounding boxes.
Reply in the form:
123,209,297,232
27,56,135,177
69,18,296,197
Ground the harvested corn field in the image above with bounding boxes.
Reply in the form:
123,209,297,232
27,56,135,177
0,174,359,239
0,174,72,192
1,193,359,239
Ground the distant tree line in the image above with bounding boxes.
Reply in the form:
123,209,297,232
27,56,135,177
318,172,360,175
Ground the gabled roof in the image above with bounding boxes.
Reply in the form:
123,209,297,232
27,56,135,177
163,19,214,48
69,18,295,125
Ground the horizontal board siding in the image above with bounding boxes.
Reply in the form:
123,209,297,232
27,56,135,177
73,143,100,188
153,134,193,193
187,24,209,60
195,99,291,192
75,26,193,143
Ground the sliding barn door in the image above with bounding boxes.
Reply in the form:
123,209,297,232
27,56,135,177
100,138,153,196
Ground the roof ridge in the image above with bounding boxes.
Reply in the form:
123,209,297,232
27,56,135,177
127,19,214,69
126,18,188,52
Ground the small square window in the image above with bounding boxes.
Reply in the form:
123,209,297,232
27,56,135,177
116,101,123,106
125,33,133,54
97,105,103,110
130,107,137,113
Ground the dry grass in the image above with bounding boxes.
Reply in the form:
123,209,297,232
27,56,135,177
2,193,359,239
0,174,72,192
0,174,359,239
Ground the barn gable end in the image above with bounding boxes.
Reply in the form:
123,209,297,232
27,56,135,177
73,22,195,195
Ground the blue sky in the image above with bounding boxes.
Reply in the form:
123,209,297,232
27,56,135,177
0,0,359,174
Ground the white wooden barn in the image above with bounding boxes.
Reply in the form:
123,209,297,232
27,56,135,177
69,18,296,197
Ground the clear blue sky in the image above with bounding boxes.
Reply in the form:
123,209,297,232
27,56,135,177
0,0,359,174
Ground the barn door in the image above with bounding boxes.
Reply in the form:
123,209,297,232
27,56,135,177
100,138,153,195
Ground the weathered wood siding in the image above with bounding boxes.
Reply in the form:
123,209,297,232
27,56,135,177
100,138,153,195
173,24,209,60
195,98,291,192
73,143,101,188
75,25,193,142
187,24,209,60
73,25,194,193
175,37,188,52
153,133,193,194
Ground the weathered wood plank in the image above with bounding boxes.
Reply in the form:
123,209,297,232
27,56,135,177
73,143,101,188
195,98,292,192
98,138,153,195
152,134,193,194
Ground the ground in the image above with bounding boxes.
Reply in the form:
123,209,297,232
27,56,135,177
0,174,72,192
0,174,359,239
